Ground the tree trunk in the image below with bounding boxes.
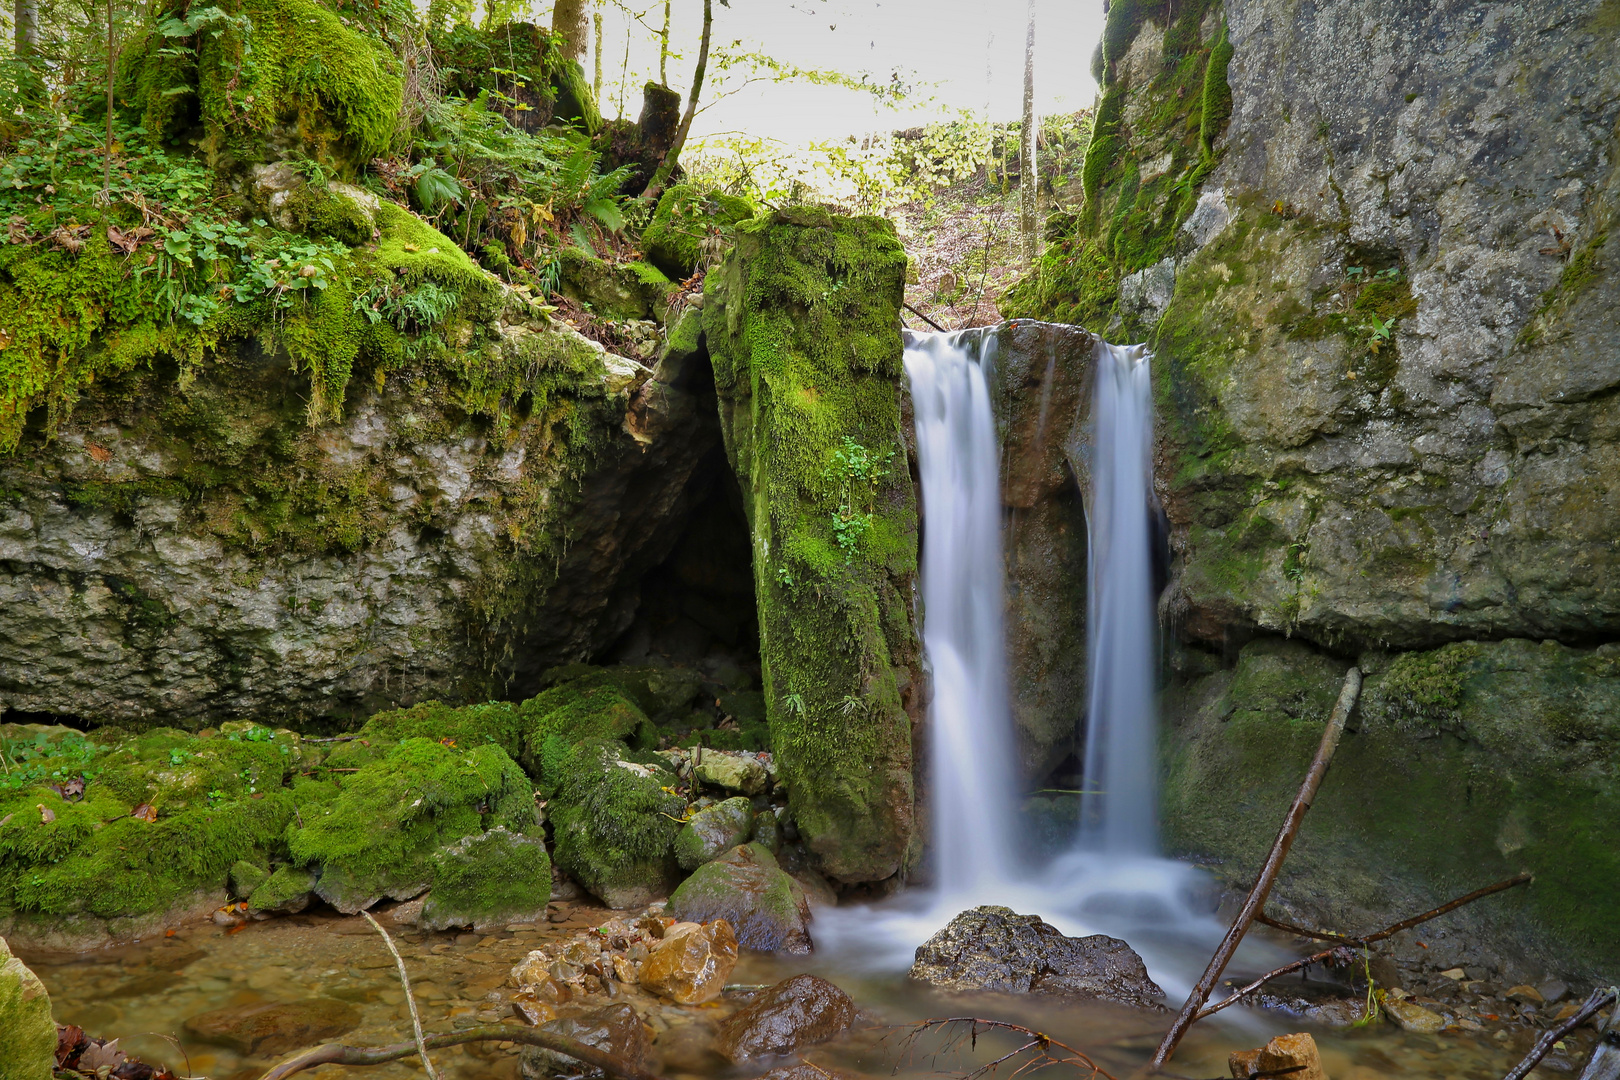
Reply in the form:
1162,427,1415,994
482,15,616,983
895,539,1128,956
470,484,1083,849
1020,0,1038,264
550,0,589,62
659,0,670,85
592,5,603,102
13,0,38,59
639,0,711,205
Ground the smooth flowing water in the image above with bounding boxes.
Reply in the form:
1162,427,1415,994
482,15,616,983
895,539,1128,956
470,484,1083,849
1080,340,1159,853
903,327,1019,897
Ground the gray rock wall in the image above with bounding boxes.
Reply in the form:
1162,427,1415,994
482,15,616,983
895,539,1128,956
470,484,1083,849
0,319,719,727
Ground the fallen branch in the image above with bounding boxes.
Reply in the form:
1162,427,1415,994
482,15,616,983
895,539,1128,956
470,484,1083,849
1501,986,1618,1080
904,301,947,332
1254,872,1533,949
1152,667,1362,1069
256,1026,670,1080
1252,913,1359,945
1197,872,1534,1021
361,909,439,1080
895,1017,1116,1080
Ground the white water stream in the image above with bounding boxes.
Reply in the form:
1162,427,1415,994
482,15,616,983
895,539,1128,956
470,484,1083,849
815,326,1283,1006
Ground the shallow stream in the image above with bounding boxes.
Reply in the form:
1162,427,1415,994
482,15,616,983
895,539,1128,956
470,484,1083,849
27,889,1554,1080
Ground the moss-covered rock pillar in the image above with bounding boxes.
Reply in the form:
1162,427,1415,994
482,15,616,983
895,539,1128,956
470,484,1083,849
703,208,921,884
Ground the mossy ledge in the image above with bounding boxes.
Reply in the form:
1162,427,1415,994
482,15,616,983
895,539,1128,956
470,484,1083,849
703,207,922,885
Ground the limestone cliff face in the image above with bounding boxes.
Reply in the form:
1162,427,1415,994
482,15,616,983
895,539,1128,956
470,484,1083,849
0,317,718,726
1157,0,1620,648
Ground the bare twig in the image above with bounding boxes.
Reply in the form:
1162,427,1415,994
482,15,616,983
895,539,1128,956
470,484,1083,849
1197,872,1535,1021
1502,986,1618,1080
896,1018,1116,1080
360,910,439,1080
256,1026,670,1080
1252,913,1359,945
1152,668,1362,1069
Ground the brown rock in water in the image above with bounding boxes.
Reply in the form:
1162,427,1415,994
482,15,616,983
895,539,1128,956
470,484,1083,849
909,906,1164,1009
1229,1032,1328,1080
759,1067,863,1080
715,974,856,1062
654,1022,727,1073
637,919,737,1004
183,999,361,1056
520,1002,650,1080
1380,995,1445,1033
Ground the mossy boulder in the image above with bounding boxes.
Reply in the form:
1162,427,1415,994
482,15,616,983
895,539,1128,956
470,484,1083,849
287,738,536,913
668,842,811,954
548,740,684,908
420,826,551,931
674,797,755,870
557,247,677,322
228,859,270,899
248,865,318,914
704,207,920,884
0,725,296,936
643,184,757,280
1163,636,1620,976
0,935,55,1080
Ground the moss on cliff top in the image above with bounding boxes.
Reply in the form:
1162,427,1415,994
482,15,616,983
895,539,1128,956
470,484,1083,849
704,207,919,883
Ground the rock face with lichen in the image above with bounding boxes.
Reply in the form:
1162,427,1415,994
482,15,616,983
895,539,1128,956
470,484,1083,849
703,208,922,886
1004,0,1620,978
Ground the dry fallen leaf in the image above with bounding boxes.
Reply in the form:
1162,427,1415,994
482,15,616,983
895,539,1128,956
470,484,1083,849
132,803,158,823
37,803,55,823
78,1039,126,1071
86,443,112,463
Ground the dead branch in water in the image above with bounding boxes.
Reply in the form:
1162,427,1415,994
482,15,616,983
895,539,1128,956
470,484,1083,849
361,909,439,1080
1502,986,1619,1080
894,1017,1116,1080
255,1026,670,1080
1196,872,1534,1021
1151,667,1362,1069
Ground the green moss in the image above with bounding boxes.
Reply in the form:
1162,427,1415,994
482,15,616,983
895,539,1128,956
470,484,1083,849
703,207,919,883
673,796,755,870
0,935,62,1080
287,737,535,911
129,0,404,174
1198,21,1234,158
247,864,317,912
1165,637,1620,973
550,60,602,135
281,183,376,246
358,699,526,759
642,184,758,280
548,740,683,906
228,858,270,898
419,825,551,930
1370,643,1485,733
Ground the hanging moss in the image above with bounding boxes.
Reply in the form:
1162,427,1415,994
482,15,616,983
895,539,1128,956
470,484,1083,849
703,207,919,884
1199,21,1235,159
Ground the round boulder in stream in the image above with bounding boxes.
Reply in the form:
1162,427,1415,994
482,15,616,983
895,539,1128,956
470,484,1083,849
668,843,811,953
715,973,856,1062
909,905,1165,1009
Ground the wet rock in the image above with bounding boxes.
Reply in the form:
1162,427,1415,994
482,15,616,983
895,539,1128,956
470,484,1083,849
692,751,768,795
752,810,782,854
519,1002,650,1080
674,797,755,870
248,866,318,915
1539,979,1570,1004
909,906,1164,1008
668,843,811,953
420,827,552,931
228,860,270,900
1380,995,1446,1034
715,974,856,1062
638,920,738,1004
0,935,56,1080
1229,1032,1327,1080
183,998,362,1056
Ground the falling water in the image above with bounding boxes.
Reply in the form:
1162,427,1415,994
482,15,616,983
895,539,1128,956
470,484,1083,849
1080,341,1159,854
817,327,1275,1006
903,327,1019,896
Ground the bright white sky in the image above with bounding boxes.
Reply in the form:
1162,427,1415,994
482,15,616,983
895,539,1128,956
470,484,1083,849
587,0,1107,146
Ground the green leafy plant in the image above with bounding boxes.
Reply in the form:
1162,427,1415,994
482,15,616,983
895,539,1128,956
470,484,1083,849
824,436,894,561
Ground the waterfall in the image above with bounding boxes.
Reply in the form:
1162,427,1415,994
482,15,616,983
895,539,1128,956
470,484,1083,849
1080,341,1159,854
903,328,1019,896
